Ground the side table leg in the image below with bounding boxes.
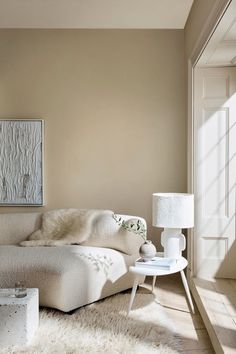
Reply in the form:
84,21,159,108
152,276,156,293
180,270,195,313
127,275,139,316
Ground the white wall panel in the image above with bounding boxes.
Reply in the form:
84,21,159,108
202,108,229,219
194,67,236,278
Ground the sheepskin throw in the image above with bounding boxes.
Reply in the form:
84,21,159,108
20,209,113,247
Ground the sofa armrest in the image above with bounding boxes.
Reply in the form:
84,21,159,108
81,213,146,255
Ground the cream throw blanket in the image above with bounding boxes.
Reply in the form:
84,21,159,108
20,209,113,247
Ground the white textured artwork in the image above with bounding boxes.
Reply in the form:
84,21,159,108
0,120,43,205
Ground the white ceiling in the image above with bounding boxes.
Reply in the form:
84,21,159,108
0,0,194,29
198,0,236,67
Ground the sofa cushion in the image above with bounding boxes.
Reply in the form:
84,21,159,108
0,245,139,312
81,214,145,255
0,213,42,245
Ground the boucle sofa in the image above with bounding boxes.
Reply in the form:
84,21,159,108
0,210,145,312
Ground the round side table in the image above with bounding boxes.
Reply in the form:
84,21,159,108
127,253,194,315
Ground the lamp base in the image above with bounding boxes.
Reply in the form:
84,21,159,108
161,228,186,259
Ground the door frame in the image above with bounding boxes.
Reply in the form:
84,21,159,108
187,0,232,278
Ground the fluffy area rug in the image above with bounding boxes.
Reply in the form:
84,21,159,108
0,293,182,354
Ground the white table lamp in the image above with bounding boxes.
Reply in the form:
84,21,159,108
152,193,194,259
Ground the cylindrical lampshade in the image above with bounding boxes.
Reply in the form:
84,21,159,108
152,193,194,228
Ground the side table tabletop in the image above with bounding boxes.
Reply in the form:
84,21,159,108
127,253,194,315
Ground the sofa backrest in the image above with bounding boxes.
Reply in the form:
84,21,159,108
0,213,42,245
0,211,146,247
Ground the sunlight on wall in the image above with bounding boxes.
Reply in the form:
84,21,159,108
194,67,236,279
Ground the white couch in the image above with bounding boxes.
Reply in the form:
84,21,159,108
0,211,145,312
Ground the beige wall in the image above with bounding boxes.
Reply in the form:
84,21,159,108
0,29,185,243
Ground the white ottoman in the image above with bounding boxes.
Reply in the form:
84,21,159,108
0,288,39,346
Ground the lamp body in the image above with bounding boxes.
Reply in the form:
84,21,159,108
161,228,186,259
152,193,194,259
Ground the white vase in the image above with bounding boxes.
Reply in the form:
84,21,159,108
139,240,156,261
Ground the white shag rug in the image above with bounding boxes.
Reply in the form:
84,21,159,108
0,293,182,354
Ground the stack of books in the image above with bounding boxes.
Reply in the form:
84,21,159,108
135,256,177,270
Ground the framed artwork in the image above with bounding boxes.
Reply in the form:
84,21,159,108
0,119,44,206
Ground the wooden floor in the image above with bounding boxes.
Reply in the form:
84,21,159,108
191,278,236,354
138,273,215,353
